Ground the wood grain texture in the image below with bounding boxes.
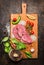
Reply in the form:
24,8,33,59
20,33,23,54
0,0,44,65
10,3,38,58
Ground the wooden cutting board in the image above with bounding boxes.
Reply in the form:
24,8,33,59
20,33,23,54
10,3,38,58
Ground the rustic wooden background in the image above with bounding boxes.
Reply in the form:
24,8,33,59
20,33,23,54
0,0,44,65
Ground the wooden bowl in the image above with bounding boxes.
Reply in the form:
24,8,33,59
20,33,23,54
9,49,22,61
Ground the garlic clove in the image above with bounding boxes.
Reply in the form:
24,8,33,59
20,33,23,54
30,48,35,53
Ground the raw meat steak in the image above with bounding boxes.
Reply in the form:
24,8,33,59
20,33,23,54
12,24,32,43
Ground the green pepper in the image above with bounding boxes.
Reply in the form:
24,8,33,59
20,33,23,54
16,42,26,50
25,51,32,58
4,42,10,47
4,47,12,53
2,37,9,42
12,16,21,25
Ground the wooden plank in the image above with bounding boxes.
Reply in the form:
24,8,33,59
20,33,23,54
10,3,38,58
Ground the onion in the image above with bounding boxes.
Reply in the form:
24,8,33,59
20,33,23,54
30,35,37,42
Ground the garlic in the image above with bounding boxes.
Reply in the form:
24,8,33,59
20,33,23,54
13,53,19,57
19,20,26,26
30,48,35,53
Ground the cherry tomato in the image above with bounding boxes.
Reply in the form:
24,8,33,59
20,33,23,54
30,22,34,27
26,20,34,27
13,18,17,22
26,20,30,24
30,30,34,34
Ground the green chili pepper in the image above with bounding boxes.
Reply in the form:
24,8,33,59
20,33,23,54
4,46,12,53
12,16,21,25
25,51,32,58
16,42,26,50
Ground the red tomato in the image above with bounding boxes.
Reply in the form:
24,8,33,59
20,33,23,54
13,18,17,22
30,22,34,27
26,20,30,24
30,30,34,34
26,20,34,27
29,22,32,25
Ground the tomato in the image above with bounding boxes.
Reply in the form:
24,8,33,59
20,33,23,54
13,18,17,22
30,30,34,34
26,20,30,24
26,20,34,27
30,22,34,27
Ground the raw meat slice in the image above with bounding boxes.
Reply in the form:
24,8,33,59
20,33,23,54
16,24,26,37
12,26,20,40
12,24,32,43
21,34,32,43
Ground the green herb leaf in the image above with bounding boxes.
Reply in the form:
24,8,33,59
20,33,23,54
2,37,9,42
25,51,32,58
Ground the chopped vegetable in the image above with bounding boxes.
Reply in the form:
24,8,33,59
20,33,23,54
12,16,21,25
4,47,12,53
25,51,32,58
4,42,10,47
27,14,36,20
2,37,9,42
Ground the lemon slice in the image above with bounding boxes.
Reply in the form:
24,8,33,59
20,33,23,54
27,14,36,20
